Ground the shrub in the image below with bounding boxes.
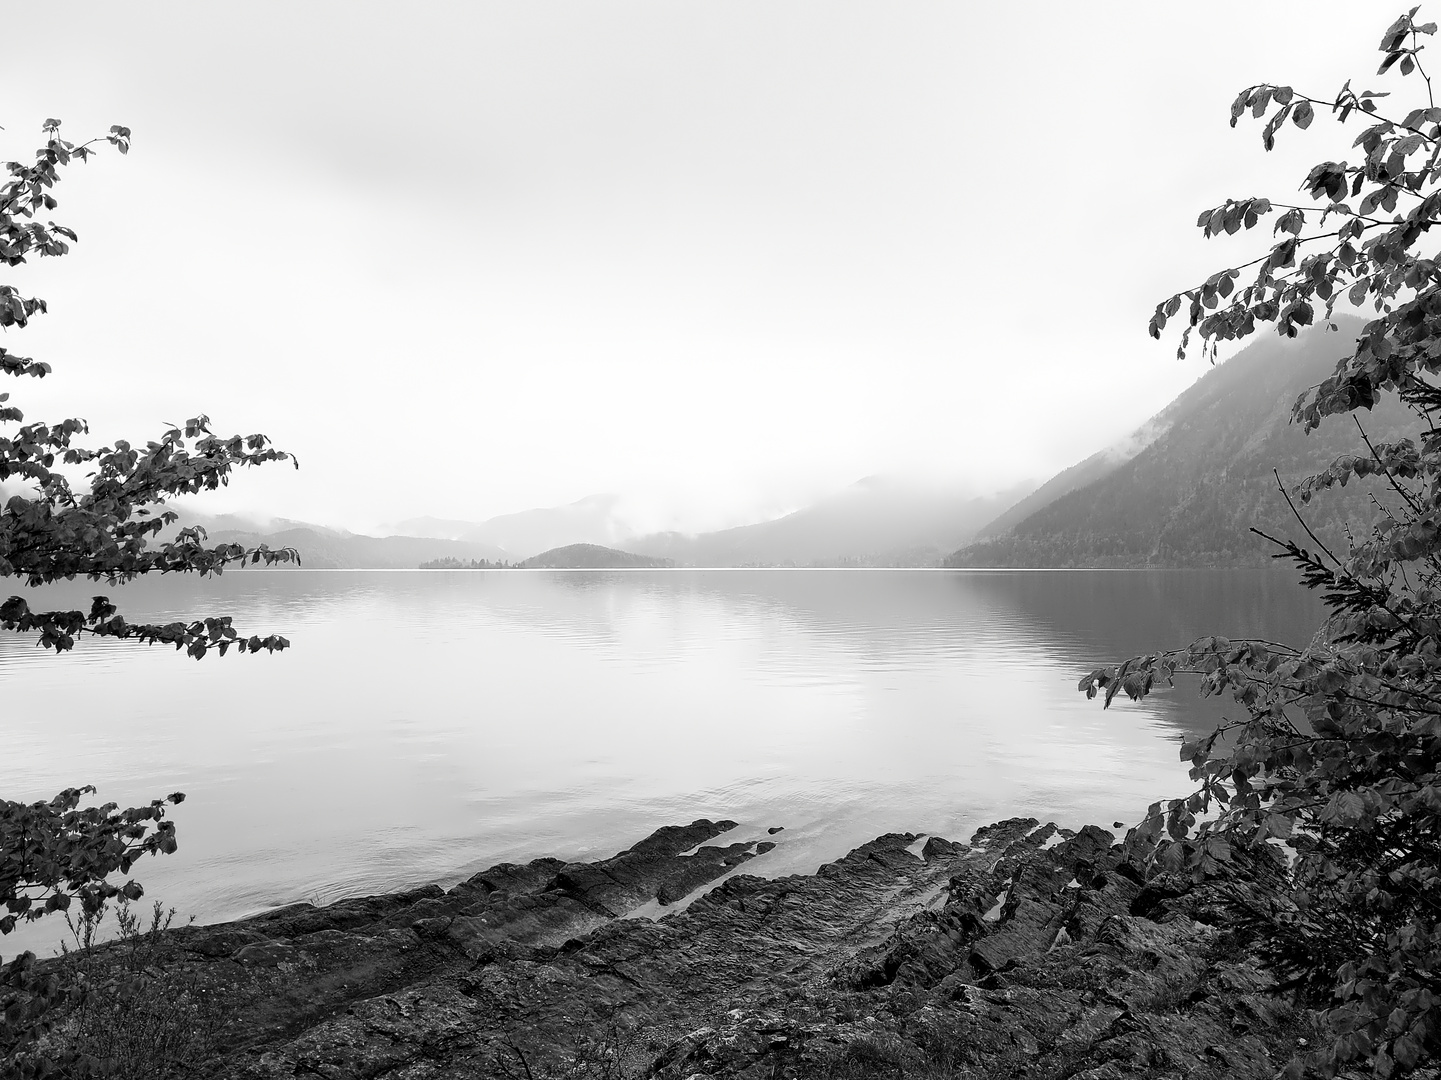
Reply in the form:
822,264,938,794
0,117,295,1074
45,901,229,1079
1082,9,1441,1076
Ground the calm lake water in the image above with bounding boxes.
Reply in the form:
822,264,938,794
0,568,1323,954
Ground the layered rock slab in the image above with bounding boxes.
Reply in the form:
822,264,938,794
29,815,1307,1079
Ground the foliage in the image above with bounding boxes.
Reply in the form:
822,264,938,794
31,900,230,1079
0,119,296,1074
1081,9,1441,1077
0,788,183,935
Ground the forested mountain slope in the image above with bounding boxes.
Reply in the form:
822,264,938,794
519,543,674,568
973,449,1126,542
949,318,1411,567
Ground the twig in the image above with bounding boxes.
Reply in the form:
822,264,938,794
499,1036,538,1080
1414,27,1437,110
1273,468,1343,568
1355,416,1424,516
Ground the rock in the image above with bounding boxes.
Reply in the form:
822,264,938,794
656,842,774,905
177,924,270,958
921,835,962,860
1070,1065,1129,1080
547,818,745,915
456,856,566,897
1056,1004,1125,1047
969,897,1066,974
1131,871,1192,920
239,883,447,938
37,818,1300,1080
232,940,297,967
413,820,770,955
766,827,784,835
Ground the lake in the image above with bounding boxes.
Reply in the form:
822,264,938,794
0,568,1323,954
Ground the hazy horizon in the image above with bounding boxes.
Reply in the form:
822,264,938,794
1,2,1382,535
160,468,1034,545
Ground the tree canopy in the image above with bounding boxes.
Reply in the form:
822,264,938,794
1084,9,1441,1077
0,119,298,1072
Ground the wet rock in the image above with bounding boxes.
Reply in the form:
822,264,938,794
426,820,769,954
656,841,775,906
549,819,740,915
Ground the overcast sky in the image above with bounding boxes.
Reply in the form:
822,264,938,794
1,2,1396,533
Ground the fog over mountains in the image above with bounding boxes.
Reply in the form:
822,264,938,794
381,476,1032,567
388,494,636,558
173,476,1027,569
162,320,1394,570
624,478,1030,567
173,516,511,571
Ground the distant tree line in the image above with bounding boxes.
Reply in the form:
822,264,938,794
418,556,514,569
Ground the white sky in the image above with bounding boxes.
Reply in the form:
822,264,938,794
0,2,1398,533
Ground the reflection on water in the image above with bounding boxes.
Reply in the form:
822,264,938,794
0,568,1324,953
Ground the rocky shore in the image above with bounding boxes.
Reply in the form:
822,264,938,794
37,817,1317,1078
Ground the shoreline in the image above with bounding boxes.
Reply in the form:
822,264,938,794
170,565,1304,573
24,815,1305,1078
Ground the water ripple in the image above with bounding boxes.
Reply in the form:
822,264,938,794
0,568,1321,956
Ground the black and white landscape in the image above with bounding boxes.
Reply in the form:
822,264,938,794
2,5,1436,1078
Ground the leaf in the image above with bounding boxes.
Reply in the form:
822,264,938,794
1393,1034,1421,1069
1294,100,1315,129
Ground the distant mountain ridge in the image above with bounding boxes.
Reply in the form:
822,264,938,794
948,317,1410,568
173,514,510,570
170,474,1030,570
388,494,635,556
625,477,1033,567
379,476,1034,568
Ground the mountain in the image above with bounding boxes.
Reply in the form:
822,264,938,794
947,317,1411,568
387,495,636,557
156,475,1028,570
519,544,675,569
173,513,511,570
974,418,1170,541
626,476,1032,567
461,493,637,556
